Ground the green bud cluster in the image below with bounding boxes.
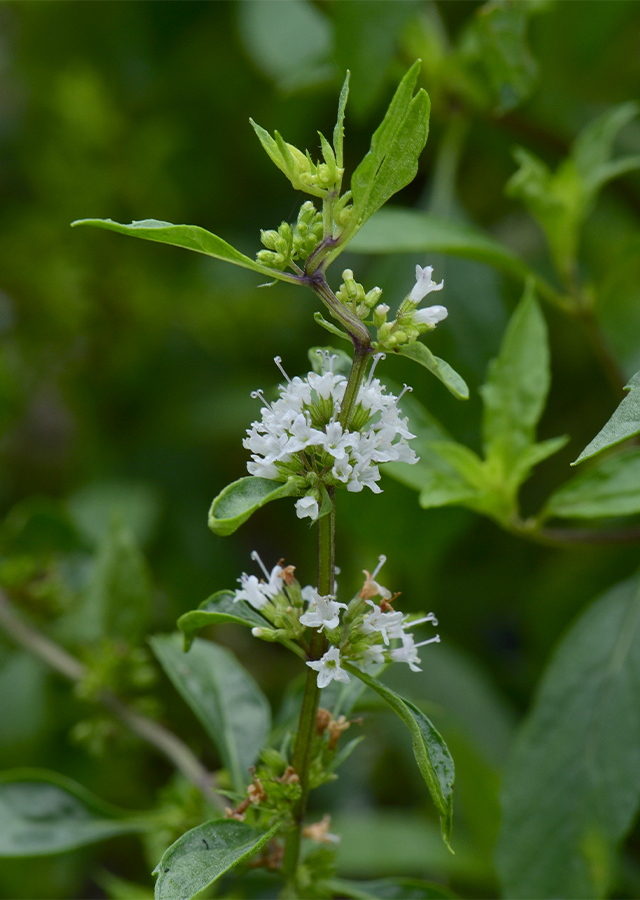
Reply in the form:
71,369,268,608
335,269,383,320
373,295,434,351
256,201,324,271
251,119,344,199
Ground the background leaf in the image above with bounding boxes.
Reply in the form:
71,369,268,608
149,634,270,792
153,819,278,900
573,371,640,463
0,769,148,857
496,576,640,899
544,448,640,519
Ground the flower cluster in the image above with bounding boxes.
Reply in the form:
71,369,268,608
244,353,419,520
374,265,448,351
234,554,440,689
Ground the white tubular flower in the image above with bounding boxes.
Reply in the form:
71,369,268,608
299,588,347,632
413,305,448,326
409,265,444,304
234,574,271,610
361,644,386,669
361,600,405,645
306,646,351,688
390,632,441,672
296,495,319,520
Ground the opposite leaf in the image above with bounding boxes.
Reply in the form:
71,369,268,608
394,342,469,400
345,664,454,849
209,476,302,536
573,371,640,464
149,634,270,792
178,590,267,651
71,219,298,285
0,769,148,856
544,448,640,520
153,819,278,900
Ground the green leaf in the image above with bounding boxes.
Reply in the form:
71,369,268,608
153,819,278,900
350,209,532,281
178,591,267,651
149,634,270,792
313,311,351,343
208,476,302,536
393,342,469,400
496,576,640,899
544,448,640,520
344,664,454,848
573,371,640,464
573,101,640,193
480,281,549,466
71,218,297,284
346,62,430,239
62,520,152,643
333,71,350,170
0,769,148,856
327,876,457,899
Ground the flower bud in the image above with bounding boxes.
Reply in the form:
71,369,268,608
373,303,390,327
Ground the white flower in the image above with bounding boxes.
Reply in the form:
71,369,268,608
235,574,271,610
409,265,444,304
360,644,386,669
299,588,347,631
296,495,319,520
306,646,351,688
413,305,448,326
361,600,405,645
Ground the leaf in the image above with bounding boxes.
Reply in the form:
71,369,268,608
573,101,640,193
327,876,457,899
149,634,270,792
544,448,640,520
0,769,148,856
153,819,278,900
573,371,640,464
349,208,532,282
333,71,350,169
344,664,454,848
178,591,268,651
71,218,297,284
313,311,351,343
393,342,469,400
480,281,549,465
62,520,152,643
346,62,430,238
496,576,640,899
208,476,302,536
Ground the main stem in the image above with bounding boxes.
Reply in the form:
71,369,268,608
282,490,335,883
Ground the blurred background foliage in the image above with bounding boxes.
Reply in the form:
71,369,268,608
2,1,640,898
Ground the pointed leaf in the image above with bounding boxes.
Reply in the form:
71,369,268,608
393,342,469,400
333,71,350,169
544,448,640,520
480,282,549,464
347,62,430,236
344,664,454,848
209,476,302,536
178,591,268,651
0,769,148,856
573,371,640,464
497,576,640,899
149,634,270,791
573,101,640,192
313,311,352,343
72,218,298,284
153,819,278,900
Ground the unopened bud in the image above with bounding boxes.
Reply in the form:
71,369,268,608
373,303,390,327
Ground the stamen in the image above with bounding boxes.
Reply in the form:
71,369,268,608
371,554,387,580
250,389,273,411
396,383,413,402
415,635,441,647
273,356,291,383
250,550,271,580
405,612,438,629
367,353,386,386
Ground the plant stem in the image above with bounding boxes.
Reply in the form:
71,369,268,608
0,589,223,810
282,493,335,879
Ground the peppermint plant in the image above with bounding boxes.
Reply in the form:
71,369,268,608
72,62,462,899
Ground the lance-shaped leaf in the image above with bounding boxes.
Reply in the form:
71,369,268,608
544,448,640,520
497,576,640,899
178,591,268,651
153,819,279,900
209,476,302,536
0,769,149,856
393,342,469,400
149,634,270,792
71,218,298,284
344,664,454,849
573,371,640,464
345,61,430,240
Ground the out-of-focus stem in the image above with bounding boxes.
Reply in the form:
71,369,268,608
0,590,223,809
